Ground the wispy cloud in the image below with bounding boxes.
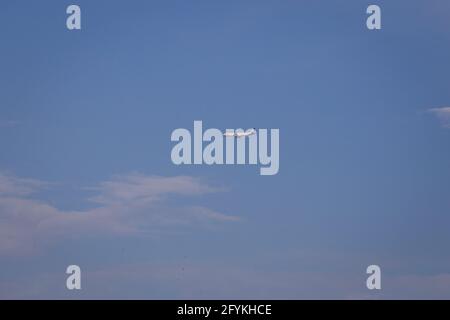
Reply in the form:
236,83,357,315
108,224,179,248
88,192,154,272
0,173,50,197
0,120,20,128
0,172,239,256
428,107,450,128
87,173,223,206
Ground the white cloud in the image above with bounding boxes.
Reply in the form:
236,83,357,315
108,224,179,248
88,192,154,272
0,173,239,256
428,107,450,128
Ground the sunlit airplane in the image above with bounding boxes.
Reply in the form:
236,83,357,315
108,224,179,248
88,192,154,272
223,128,257,138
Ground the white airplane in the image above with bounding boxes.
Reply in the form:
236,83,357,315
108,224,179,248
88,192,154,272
223,128,257,138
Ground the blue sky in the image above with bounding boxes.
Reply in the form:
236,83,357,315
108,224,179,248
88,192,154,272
1,0,450,299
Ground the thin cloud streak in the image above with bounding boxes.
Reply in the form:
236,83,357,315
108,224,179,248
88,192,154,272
0,120,20,128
